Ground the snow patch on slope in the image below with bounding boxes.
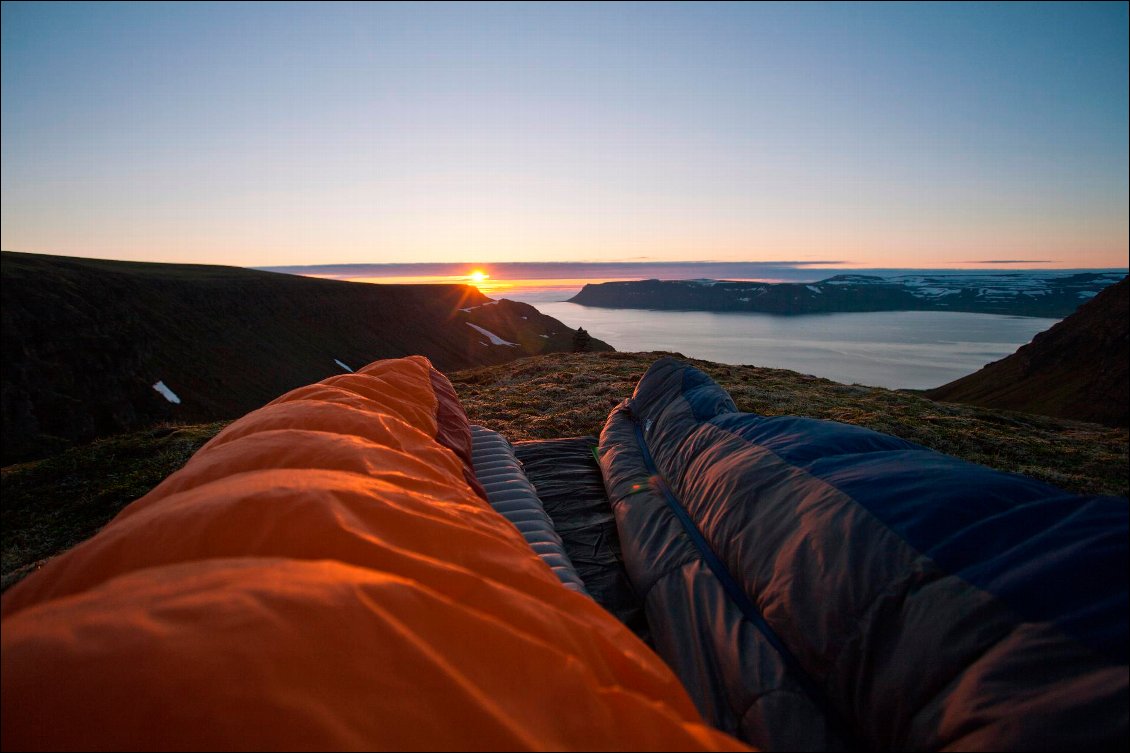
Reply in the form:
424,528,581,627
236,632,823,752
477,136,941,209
153,380,181,404
466,322,518,346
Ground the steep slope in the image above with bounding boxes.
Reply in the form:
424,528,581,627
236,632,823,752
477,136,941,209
926,276,1129,426
1,251,609,462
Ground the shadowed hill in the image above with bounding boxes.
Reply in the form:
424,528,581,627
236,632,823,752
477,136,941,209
1,251,609,463
926,276,1129,427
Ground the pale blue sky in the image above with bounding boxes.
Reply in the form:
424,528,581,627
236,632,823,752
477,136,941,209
2,1,1127,267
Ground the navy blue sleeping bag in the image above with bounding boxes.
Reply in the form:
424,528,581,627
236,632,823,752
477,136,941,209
598,357,1127,751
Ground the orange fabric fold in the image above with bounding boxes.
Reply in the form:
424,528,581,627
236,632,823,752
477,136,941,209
2,356,747,752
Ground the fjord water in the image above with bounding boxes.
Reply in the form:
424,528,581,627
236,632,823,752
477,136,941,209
529,302,1059,390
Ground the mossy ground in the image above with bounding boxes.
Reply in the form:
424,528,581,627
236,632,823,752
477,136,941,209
1,422,227,589
3,352,1126,589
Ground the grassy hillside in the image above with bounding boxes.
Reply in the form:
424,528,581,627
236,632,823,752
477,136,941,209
4,351,1126,591
1,251,609,463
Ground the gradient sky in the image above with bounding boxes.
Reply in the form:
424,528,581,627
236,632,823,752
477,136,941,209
2,1,1127,268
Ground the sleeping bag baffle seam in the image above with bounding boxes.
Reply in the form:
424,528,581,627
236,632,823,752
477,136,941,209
630,416,860,750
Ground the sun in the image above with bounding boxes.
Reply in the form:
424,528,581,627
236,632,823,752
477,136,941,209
469,270,489,284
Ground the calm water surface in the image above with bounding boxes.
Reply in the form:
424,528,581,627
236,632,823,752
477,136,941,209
527,301,1058,390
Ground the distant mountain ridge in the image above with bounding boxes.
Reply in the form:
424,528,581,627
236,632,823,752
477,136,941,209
568,271,1126,317
926,276,1129,427
1,251,609,463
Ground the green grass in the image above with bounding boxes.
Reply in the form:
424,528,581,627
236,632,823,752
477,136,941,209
1,422,228,590
3,352,1126,590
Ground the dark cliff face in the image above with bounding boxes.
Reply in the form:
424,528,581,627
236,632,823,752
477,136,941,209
568,272,1124,317
926,277,1129,427
0,251,610,463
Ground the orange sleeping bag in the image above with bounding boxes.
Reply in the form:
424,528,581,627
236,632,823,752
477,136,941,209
1,356,746,751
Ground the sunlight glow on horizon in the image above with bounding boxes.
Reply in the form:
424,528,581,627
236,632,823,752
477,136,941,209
2,3,1127,269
